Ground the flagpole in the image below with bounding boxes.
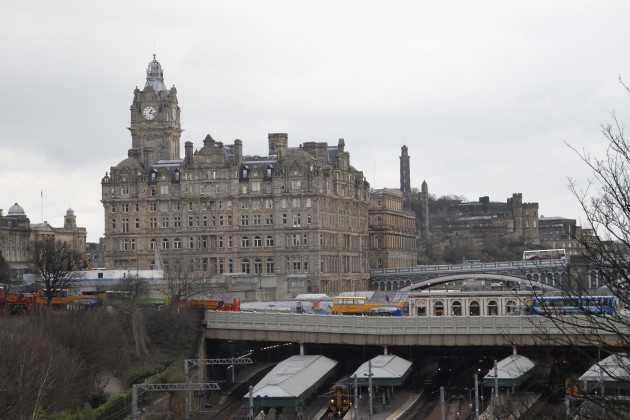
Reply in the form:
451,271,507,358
41,189,43,223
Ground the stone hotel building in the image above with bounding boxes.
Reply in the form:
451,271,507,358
102,56,371,299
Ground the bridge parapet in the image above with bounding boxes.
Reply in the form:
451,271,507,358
371,259,568,277
204,311,622,347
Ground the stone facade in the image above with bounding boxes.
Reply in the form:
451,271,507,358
101,56,371,299
428,194,540,248
86,239,106,269
538,216,595,257
368,188,417,269
0,204,87,280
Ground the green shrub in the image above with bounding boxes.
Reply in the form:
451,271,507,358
46,403,97,420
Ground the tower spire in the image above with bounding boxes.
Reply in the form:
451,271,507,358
145,55,167,93
400,145,410,197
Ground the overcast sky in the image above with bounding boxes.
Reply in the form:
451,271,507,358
2,1,630,243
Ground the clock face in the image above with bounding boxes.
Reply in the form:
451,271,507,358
143,106,156,120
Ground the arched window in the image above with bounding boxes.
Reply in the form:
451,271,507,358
415,299,427,316
150,239,157,250
546,272,554,285
452,301,462,316
266,235,274,247
253,236,262,247
434,301,444,316
161,238,169,249
488,300,498,315
254,258,262,274
506,300,517,315
241,258,250,273
469,301,480,316
173,238,182,249
241,236,249,247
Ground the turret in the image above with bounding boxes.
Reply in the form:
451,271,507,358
185,141,193,165
64,208,76,229
268,133,288,160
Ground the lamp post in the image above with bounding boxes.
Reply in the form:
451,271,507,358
363,361,373,418
464,387,473,417
474,373,480,419
479,379,484,414
354,374,359,420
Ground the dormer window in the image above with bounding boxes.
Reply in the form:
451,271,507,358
265,165,273,179
174,170,180,181
240,165,250,182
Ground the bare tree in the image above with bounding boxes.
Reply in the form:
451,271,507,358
0,251,10,286
161,261,212,308
29,236,85,306
117,273,150,304
523,84,630,419
0,318,87,419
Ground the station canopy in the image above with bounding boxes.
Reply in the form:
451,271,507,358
483,354,535,388
579,353,630,391
243,355,337,408
353,355,413,387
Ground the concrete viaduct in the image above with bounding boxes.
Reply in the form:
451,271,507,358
203,311,624,348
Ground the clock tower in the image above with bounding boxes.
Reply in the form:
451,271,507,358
129,55,182,166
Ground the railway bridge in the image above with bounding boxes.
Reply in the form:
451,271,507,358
369,259,603,292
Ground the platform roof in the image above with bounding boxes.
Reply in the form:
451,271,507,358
243,355,337,408
483,354,535,388
579,353,630,390
353,355,413,387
